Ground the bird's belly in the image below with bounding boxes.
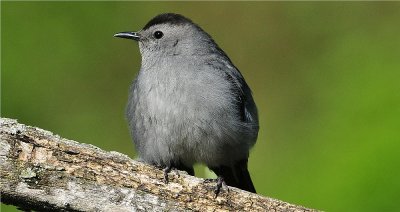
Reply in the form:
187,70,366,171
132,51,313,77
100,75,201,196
134,93,249,167
132,84,197,166
130,71,251,167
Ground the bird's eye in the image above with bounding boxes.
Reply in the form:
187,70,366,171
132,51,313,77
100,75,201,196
154,31,164,39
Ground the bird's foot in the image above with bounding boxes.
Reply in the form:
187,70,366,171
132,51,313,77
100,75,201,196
163,165,172,184
203,177,229,197
214,176,229,198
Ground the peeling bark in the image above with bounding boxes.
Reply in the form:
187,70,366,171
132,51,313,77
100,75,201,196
0,118,316,211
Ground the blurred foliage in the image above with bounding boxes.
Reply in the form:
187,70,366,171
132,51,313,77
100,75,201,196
1,2,400,211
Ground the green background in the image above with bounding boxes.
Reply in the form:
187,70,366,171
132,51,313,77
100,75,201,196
2,2,400,211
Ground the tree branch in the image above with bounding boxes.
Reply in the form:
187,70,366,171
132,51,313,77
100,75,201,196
0,118,316,211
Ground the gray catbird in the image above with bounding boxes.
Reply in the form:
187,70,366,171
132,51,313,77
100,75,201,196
115,13,259,195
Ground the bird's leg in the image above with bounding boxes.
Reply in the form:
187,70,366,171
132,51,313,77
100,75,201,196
214,176,228,198
163,165,172,184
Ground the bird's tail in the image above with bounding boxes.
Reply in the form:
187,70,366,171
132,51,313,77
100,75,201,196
210,159,256,193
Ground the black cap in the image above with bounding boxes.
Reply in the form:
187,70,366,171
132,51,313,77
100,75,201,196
143,13,193,30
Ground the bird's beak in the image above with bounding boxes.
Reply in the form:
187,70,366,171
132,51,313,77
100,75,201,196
114,31,141,41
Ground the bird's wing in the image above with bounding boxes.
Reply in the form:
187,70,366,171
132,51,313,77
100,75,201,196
224,63,259,125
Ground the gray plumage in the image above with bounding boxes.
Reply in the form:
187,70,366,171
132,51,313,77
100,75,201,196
115,13,259,193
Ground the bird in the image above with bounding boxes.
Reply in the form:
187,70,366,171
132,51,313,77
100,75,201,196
114,13,259,195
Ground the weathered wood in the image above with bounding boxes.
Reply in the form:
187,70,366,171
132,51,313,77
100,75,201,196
0,118,316,211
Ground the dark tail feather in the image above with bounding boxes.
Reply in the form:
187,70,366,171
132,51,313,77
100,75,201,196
234,159,256,193
210,159,256,193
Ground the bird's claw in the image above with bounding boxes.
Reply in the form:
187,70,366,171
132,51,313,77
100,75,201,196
163,166,172,184
214,176,228,198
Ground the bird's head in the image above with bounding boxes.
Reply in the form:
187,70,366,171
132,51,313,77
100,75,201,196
115,13,217,62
